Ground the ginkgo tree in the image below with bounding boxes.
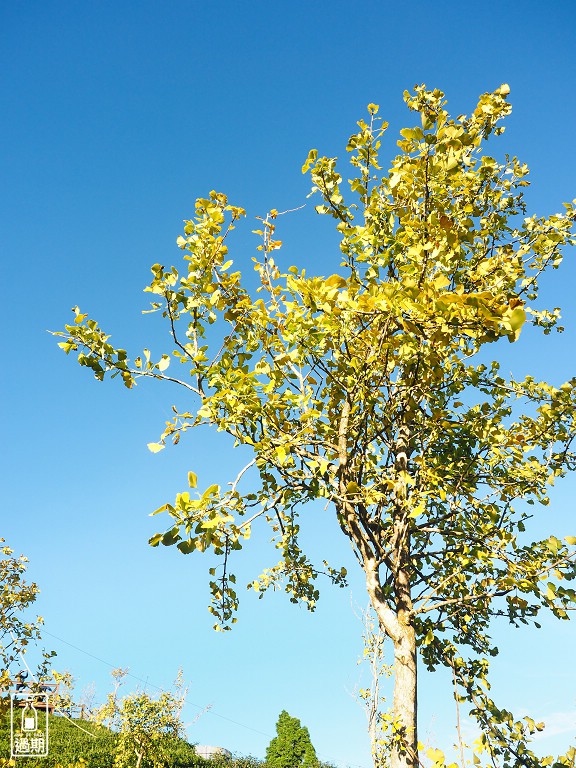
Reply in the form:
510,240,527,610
54,85,576,768
93,668,191,768
0,540,53,695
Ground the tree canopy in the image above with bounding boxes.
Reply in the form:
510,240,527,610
55,84,576,768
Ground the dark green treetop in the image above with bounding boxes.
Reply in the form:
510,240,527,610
266,710,318,768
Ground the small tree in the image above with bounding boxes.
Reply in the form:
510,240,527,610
51,669,76,715
0,539,52,692
55,85,576,768
266,710,318,768
93,669,189,768
353,606,392,768
78,680,97,720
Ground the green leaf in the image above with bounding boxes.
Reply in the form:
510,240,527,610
509,307,527,332
423,629,434,645
161,528,181,546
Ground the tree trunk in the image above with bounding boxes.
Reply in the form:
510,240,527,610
340,408,418,768
391,617,417,768
366,568,418,768
389,423,418,768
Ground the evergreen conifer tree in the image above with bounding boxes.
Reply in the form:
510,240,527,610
266,711,318,768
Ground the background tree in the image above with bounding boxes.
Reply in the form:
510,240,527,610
352,606,391,768
93,668,191,768
266,710,318,768
0,539,53,693
51,670,76,715
55,85,576,768
78,681,97,720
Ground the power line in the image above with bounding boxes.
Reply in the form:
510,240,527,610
42,629,274,738
8,631,97,740
41,628,370,768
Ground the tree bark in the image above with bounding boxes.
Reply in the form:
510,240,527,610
389,423,418,768
339,403,418,768
391,613,417,768
367,574,417,768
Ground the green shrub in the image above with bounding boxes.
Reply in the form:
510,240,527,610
0,712,207,768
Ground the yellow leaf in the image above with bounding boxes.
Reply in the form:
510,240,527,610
433,274,451,290
275,445,289,464
301,149,318,174
325,274,347,288
147,442,165,453
445,152,459,171
157,355,171,372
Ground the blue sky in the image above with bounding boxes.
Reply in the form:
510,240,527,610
1,1,575,765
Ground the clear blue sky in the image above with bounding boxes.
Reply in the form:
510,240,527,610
1,1,575,765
